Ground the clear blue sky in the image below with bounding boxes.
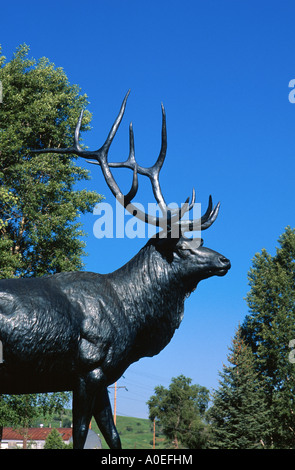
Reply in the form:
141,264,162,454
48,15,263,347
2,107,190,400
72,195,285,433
1,0,295,419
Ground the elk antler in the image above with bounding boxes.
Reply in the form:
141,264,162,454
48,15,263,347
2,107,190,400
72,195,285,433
31,91,220,237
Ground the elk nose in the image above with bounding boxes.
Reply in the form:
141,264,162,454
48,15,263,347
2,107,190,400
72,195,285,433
219,256,231,268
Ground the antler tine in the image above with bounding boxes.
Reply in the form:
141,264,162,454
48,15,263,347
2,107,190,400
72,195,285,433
30,107,96,158
122,122,140,205
153,103,167,172
98,90,131,158
106,122,136,170
179,196,220,233
74,109,84,152
167,187,196,225
127,122,136,166
122,125,138,205
146,103,168,213
202,201,220,229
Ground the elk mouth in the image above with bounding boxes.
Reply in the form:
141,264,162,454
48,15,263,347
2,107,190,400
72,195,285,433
215,267,230,276
216,259,231,276
208,258,231,277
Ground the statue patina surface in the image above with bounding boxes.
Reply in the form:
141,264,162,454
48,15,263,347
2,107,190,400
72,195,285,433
0,92,230,449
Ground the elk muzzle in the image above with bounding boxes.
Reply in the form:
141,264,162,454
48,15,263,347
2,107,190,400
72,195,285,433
214,255,231,276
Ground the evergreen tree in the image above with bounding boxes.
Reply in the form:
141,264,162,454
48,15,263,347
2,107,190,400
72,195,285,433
241,227,295,447
147,375,210,448
44,428,69,449
209,326,270,449
0,44,102,434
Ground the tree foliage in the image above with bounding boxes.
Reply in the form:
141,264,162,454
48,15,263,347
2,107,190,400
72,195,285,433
0,393,69,429
0,43,102,278
147,375,210,448
241,226,295,448
208,326,270,448
44,428,72,449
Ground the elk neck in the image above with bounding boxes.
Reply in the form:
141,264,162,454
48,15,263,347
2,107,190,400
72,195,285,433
106,239,190,353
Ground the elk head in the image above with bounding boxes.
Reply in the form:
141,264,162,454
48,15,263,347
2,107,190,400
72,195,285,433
32,91,230,286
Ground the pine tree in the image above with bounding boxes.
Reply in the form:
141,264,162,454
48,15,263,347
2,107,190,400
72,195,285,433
44,428,67,449
209,326,271,449
241,227,295,447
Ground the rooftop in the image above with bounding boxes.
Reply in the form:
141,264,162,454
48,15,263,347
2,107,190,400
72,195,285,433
2,427,72,442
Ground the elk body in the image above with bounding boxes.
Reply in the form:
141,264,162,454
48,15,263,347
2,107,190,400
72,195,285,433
0,93,230,449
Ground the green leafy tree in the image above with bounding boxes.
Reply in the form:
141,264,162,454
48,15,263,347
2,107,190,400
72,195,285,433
0,44,103,435
0,43,102,278
241,226,295,448
208,326,270,449
0,393,69,448
0,185,20,278
147,375,210,449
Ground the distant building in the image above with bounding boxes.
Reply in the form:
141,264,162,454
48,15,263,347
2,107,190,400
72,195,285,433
0,427,101,449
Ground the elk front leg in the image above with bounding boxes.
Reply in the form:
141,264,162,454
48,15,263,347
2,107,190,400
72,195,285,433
72,368,104,449
93,386,121,449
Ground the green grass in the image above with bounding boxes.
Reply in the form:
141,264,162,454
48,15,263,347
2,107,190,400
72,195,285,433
90,415,166,450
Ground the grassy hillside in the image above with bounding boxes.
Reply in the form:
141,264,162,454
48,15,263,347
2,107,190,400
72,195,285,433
90,415,167,449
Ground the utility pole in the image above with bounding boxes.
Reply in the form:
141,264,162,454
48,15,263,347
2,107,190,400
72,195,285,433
153,419,156,449
114,382,117,425
109,382,127,425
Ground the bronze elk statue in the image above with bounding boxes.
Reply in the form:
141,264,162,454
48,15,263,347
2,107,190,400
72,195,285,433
0,92,230,449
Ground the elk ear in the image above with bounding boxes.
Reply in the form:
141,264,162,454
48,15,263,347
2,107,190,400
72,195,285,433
176,237,204,251
152,235,180,263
